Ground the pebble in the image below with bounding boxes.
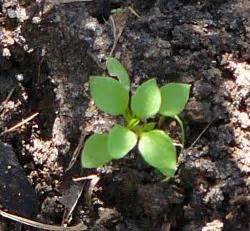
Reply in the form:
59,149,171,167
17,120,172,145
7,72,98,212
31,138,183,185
238,112,250,129
2,48,11,57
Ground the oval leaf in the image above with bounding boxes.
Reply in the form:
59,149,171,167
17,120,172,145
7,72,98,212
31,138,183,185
138,130,176,176
90,76,129,115
131,79,161,119
108,125,137,159
81,134,112,168
107,57,130,90
160,83,191,116
141,122,156,132
157,167,177,177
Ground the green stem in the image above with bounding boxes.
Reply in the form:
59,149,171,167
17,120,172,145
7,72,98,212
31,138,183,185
173,115,185,151
132,125,143,137
123,108,132,124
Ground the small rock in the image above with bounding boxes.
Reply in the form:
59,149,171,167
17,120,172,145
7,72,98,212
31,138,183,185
2,48,11,57
32,16,42,24
15,73,24,81
202,219,224,231
238,112,250,129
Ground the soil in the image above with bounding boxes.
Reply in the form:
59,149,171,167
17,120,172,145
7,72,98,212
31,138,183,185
0,0,249,230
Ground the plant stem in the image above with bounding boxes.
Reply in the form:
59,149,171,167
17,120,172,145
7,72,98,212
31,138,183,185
132,125,143,137
123,108,131,124
173,115,185,151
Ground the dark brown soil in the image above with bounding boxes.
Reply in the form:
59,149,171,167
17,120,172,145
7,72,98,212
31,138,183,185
0,0,249,230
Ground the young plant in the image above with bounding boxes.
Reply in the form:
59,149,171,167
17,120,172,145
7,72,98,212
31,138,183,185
81,57,190,177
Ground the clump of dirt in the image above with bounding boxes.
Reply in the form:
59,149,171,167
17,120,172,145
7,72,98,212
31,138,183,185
0,0,249,230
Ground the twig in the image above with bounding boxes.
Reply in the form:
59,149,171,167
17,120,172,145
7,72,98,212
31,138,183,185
128,6,141,18
110,15,117,41
73,174,98,182
189,119,215,148
1,112,39,135
109,14,127,57
0,209,87,230
62,183,84,226
85,175,100,205
73,175,100,206
0,87,15,114
109,15,118,57
37,47,46,84
3,88,15,104
65,130,86,172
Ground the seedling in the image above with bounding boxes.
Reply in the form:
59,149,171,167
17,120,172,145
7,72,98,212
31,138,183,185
81,57,190,177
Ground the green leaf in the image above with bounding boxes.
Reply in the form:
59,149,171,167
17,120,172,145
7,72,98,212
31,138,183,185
127,118,140,129
138,130,176,176
131,79,161,119
107,57,130,90
81,134,112,168
90,76,129,115
158,167,176,177
108,125,137,159
160,83,191,116
141,122,156,132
